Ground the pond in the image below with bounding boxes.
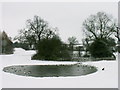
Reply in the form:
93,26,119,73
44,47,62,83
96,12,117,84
3,64,97,77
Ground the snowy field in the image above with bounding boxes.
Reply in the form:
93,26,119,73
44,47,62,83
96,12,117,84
0,48,118,88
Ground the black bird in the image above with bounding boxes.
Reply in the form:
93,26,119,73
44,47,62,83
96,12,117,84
102,68,105,71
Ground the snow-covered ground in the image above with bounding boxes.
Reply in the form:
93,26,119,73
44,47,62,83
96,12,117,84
0,48,118,88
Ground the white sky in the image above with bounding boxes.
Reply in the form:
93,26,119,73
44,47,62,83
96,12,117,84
1,2,118,43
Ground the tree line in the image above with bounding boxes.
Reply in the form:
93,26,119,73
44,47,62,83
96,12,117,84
2,12,119,60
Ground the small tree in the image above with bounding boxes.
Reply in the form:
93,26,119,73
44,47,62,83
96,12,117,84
68,36,78,50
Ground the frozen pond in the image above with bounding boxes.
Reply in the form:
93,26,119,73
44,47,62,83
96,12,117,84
3,64,97,77
1,48,118,88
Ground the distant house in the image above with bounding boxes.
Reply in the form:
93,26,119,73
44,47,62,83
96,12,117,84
66,43,85,58
0,31,13,54
72,44,85,57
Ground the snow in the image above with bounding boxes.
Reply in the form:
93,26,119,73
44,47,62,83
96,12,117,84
0,48,118,88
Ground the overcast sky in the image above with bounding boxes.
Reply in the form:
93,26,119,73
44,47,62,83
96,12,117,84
1,2,118,43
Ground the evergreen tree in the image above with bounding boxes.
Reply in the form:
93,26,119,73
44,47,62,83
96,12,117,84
0,31,13,54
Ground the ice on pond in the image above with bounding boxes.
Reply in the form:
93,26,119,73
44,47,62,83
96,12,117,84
3,64,97,77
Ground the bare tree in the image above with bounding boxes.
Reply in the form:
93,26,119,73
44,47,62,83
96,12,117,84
68,36,78,52
83,12,116,41
26,15,56,42
15,15,58,49
68,36,78,45
115,27,120,42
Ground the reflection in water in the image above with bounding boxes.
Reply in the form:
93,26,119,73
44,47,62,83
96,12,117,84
3,64,97,77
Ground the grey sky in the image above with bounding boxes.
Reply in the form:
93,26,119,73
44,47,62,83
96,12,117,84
1,2,118,43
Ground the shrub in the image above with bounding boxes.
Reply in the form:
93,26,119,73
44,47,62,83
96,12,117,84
32,36,71,61
13,42,30,50
89,38,113,58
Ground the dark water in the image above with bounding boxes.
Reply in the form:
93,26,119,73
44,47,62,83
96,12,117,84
3,64,97,77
